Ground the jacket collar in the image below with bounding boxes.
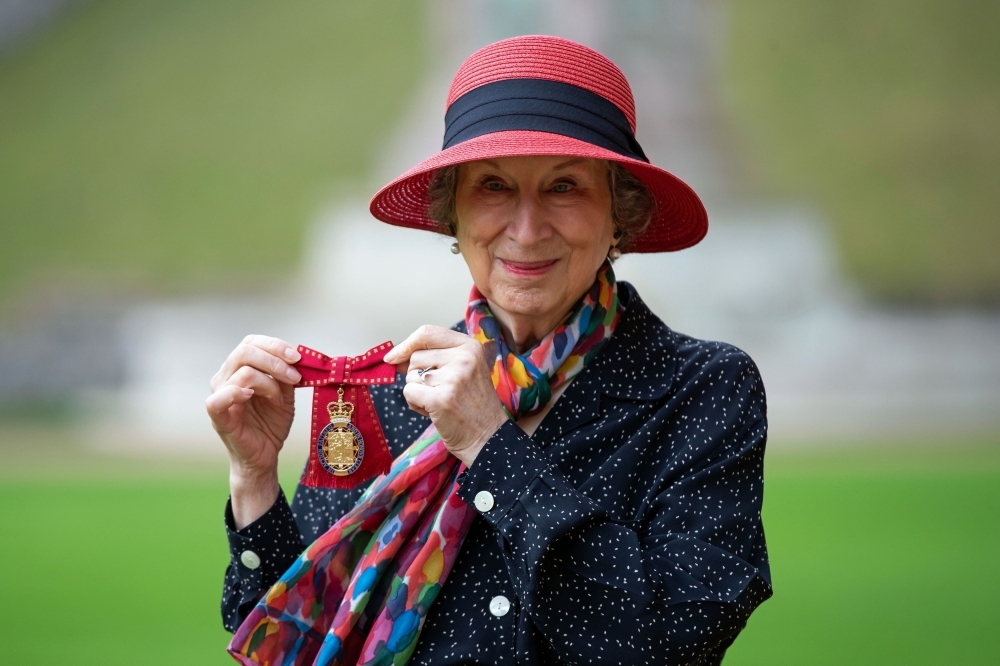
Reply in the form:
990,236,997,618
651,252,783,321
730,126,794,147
590,281,677,400
534,281,678,442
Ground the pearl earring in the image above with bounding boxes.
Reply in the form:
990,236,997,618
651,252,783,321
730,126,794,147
450,242,460,254
608,226,623,260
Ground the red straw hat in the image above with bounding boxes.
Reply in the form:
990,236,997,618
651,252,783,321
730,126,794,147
369,35,708,253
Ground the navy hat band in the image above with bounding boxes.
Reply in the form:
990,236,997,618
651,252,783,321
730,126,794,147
443,78,648,162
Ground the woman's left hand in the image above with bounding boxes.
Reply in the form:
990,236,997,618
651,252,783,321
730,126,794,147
384,325,508,467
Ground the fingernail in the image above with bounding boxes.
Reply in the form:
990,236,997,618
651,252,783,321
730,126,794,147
286,367,302,382
285,347,301,362
241,388,254,398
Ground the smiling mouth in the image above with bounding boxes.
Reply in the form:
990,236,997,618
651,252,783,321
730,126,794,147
498,258,559,277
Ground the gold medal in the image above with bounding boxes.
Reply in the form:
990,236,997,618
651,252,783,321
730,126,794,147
316,386,365,476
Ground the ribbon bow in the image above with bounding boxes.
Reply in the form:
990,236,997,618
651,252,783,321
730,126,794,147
293,342,396,489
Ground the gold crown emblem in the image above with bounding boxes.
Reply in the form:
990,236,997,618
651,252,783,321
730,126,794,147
327,387,355,426
320,386,362,474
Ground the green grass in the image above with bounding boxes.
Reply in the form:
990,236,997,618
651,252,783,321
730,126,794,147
0,480,234,664
722,0,1000,304
0,0,424,307
728,443,1000,664
1,435,998,664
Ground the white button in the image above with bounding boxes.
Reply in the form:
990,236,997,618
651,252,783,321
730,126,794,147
240,550,261,570
474,490,495,512
489,595,511,617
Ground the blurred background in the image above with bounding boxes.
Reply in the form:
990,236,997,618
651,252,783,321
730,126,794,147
0,0,997,663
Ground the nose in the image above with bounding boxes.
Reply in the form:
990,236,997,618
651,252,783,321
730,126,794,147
506,191,551,247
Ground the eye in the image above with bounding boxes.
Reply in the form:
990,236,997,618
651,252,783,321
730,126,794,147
478,175,508,192
551,181,574,193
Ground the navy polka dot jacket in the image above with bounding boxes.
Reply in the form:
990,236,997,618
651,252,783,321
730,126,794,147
222,283,772,665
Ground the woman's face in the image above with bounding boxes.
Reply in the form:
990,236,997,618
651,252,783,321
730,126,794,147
454,155,615,336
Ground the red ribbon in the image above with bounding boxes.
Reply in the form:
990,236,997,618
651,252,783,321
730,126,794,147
293,341,396,489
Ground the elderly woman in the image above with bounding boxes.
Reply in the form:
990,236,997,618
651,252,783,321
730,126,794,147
208,36,770,665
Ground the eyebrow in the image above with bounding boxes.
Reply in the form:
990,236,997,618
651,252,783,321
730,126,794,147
552,158,587,170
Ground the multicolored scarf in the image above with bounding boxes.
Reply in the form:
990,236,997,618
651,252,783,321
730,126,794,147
228,262,623,666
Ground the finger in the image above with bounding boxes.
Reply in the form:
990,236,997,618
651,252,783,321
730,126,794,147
407,348,462,373
206,384,253,418
226,366,284,402
384,325,470,365
211,334,300,389
405,366,445,387
401,382,434,417
206,385,251,440
215,342,302,389
405,373,458,404
243,334,302,364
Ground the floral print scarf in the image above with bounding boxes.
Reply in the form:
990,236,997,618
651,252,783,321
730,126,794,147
228,262,622,666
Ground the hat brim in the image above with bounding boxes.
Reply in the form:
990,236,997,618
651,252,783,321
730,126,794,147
369,130,707,253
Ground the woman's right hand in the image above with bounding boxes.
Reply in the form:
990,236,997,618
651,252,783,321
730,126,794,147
206,334,302,528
